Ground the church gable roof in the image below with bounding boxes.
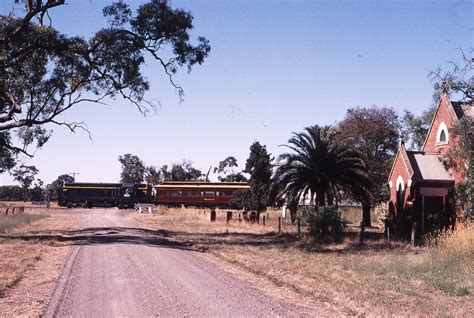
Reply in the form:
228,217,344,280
406,152,453,182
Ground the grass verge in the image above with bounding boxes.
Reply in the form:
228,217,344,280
132,207,473,317
0,214,47,234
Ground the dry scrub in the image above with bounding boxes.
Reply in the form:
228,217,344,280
0,209,78,316
133,207,473,317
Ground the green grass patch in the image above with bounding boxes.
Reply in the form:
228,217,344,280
0,214,47,234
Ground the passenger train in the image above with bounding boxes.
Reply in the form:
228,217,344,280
58,181,249,208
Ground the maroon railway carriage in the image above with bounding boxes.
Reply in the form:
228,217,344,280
153,182,250,207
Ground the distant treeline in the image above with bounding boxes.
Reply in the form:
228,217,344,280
0,185,45,202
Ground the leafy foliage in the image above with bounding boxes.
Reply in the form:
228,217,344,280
160,160,203,181
337,107,400,225
233,142,272,211
401,106,436,150
374,202,389,230
214,156,247,182
300,205,342,240
118,153,145,183
11,164,39,200
441,116,473,218
0,0,210,171
46,173,75,200
273,125,370,209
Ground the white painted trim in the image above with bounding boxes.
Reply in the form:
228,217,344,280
389,181,393,188
396,175,405,191
408,179,412,188
436,122,449,143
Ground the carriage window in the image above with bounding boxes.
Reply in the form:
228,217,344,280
204,191,215,196
169,190,182,196
221,191,233,196
187,191,200,196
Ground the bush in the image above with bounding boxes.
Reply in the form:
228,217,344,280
300,205,342,241
374,202,389,230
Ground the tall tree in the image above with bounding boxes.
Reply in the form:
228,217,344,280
273,125,370,214
337,107,399,226
119,153,145,183
11,164,39,200
0,0,210,171
234,142,272,212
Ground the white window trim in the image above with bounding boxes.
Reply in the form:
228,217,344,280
396,175,404,191
436,122,449,144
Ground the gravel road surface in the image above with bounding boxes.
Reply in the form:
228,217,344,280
44,209,312,317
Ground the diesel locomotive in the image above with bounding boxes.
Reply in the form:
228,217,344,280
58,182,152,208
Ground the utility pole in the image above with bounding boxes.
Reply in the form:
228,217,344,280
68,172,80,180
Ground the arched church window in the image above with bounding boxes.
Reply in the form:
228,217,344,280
436,122,449,144
439,129,447,142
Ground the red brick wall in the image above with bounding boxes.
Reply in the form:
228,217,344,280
388,151,413,216
422,95,465,183
423,95,456,153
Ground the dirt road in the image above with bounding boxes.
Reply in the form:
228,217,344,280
44,209,311,317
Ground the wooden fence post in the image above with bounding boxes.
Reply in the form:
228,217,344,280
411,222,417,247
12,207,15,215
5,208,9,216
226,211,232,224
210,210,216,222
358,221,365,244
262,215,266,226
297,218,301,238
278,217,281,233
238,212,242,223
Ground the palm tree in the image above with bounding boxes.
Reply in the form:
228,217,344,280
272,125,370,210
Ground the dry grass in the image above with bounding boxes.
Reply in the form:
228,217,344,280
132,206,474,317
0,209,78,315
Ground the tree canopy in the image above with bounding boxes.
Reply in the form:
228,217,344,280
273,125,370,211
119,153,145,183
0,0,210,172
214,156,247,182
337,106,400,225
233,142,272,212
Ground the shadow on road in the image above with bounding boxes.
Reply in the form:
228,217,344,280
0,227,196,251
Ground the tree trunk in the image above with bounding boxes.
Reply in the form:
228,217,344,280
362,201,371,227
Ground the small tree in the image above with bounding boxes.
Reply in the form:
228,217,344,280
233,142,272,212
11,164,39,200
119,153,145,183
47,173,75,200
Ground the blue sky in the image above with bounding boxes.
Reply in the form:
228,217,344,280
1,0,472,185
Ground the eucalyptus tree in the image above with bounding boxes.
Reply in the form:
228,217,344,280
273,125,370,212
337,106,400,226
0,0,210,171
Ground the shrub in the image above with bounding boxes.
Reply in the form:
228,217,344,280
374,202,389,230
300,205,342,240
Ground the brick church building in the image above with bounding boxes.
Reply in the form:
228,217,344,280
387,92,473,233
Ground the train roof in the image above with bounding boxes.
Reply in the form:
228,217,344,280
63,182,147,188
153,181,250,190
